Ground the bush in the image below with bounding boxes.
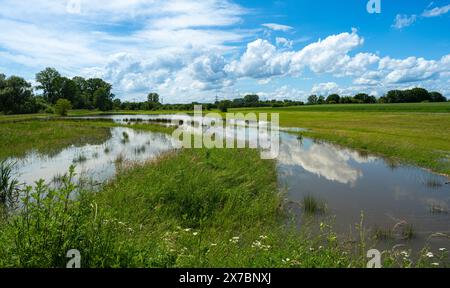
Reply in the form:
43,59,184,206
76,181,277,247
54,99,72,116
0,166,133,267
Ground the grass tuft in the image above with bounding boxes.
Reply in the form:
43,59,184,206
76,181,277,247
301,195,327,215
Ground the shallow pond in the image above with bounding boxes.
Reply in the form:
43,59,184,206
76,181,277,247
10,127,175,186
7,114,450,252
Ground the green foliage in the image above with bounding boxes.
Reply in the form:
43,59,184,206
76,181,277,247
0,166,135,267
35,68,115,112
147,92,160,104
317,96,325,104
0,75,37,114
35,67,61,104
55,99,72,116
306,88,447,107
380,88,447,103
93,87,113,111
0,148,445,268
354,93,377,104
326,94,340,104
301,195,326,215
0,160,20,210
243,94,259,106
308,95,318,105
218,100,231,112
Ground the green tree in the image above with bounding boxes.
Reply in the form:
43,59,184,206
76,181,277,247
409,88,430,102
71,76,88,108
385,88,431,103
84,78,113,109
113,98,122,110
243,94,259,107
147,93,160,104
385,90,404,103
0,74,6,112
307,95,318,105
232,98,245,107
429,91,446,102
0,73,6,88
218,100,232,112
55,77,79,105
326,94,340,104
317,96,325,104
93,87,113,111
354,93,377,104
54,99,72,116
0,75,36,114
35,68,61,104
340,96,356,104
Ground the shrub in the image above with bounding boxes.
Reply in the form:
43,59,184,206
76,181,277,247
54,99,72,116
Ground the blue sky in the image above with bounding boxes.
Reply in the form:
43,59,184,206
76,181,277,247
0,0,449,103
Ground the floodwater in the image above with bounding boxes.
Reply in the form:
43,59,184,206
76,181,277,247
6,114,450,251
10,127,175,186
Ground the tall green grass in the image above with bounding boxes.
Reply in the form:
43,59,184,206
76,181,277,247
0,160,20,212
301,195,327,215
0,149,447,268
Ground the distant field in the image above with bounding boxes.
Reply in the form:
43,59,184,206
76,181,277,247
233,102,450,113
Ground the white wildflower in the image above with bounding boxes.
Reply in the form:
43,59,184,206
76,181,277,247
400,251,409,258
229,237,240,244
426,252,434,258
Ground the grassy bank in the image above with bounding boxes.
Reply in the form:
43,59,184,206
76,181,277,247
234,104,450,176
0,121,112,160
0,119,176,160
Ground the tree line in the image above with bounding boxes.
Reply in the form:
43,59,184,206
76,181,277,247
110,94,304,112
307,88,447,105
1,68,115,115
